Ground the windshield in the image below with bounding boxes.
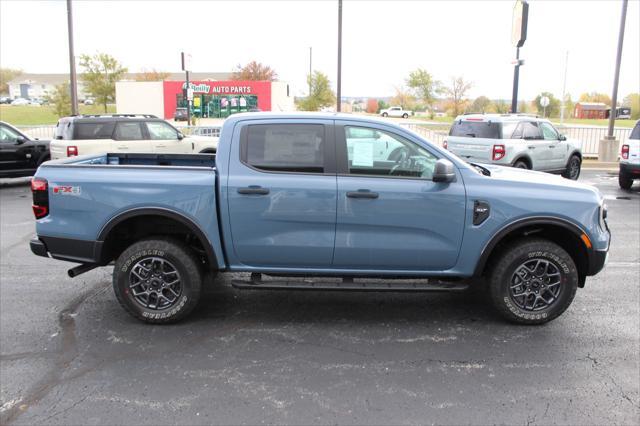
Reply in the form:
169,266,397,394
449,120,502,139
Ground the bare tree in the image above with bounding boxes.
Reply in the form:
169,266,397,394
443,76,473,116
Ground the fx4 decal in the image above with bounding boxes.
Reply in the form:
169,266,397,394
53,185,81,195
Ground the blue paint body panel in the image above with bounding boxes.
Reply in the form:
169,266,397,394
33,113,610,279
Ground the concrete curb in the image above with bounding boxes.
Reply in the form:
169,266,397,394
0,178,31,188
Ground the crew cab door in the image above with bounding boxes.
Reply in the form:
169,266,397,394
146,121,191,153
0,124,29,171
333,122,465,271
226,120,337,268
111,121,152,153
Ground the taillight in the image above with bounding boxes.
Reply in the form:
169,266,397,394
67,146,78,157
621,144,629,159
443,140,448,150
31,177,49,219
492,144,506,161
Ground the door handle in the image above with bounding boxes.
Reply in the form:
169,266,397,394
549,144,556,148
156,144,167,148
117,146,129,150
238,186,270,195
346,190,379,199
528,146,536,149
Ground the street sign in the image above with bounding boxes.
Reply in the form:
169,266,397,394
181,52,192,72
187,88,194,101
512,0,529,48
540,96,550,107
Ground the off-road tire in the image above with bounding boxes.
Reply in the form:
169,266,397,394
113,238,202,324
488,238,579,325
619,171,633,189
562,154,581,180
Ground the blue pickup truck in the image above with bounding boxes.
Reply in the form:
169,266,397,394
30,113,610,325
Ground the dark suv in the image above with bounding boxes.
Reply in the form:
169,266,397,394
0,121,51,178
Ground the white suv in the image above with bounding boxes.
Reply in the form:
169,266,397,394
619,120,640,189
50,114,218,160
445,114,583,180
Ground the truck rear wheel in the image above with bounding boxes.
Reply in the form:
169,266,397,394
113,238,202,324
619,170,633,189
487,238,578,325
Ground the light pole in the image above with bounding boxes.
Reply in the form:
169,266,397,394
510,0,528,114
66,0,78,115
336,0,342,112
560,51,569,124
309,46,312,97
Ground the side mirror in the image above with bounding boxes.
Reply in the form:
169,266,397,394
558,134,567,141
432,158,456,183
177,132,184,140
15,136,26,145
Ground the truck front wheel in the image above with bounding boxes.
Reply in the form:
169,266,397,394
488,238,578,325
113,238,202,324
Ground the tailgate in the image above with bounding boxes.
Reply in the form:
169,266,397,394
447,136,495,162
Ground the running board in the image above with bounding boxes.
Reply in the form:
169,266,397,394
231,275,469,292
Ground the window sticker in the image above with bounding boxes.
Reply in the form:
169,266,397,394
352,141,374,167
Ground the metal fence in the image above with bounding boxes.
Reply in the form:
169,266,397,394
403,123,632,158
16,123,632,159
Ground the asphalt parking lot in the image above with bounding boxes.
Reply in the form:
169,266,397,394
1,169,638,425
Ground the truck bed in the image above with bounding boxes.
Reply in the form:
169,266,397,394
46,152,216,168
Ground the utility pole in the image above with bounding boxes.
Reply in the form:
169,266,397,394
309,46,312,97
336,0,342,112
599,0,628,162
66,0,78,115
510,0,528,114
607,0,627,138
560,51,569,124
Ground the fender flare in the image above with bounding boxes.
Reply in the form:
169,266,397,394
511,154,532,169
97,207,218,267
473,216,591,277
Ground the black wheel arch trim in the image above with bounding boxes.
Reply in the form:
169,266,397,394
511,155,532,168
473,216,595,277
97,207,218,267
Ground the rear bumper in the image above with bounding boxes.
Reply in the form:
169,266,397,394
30,235,104,264
620,162,640,176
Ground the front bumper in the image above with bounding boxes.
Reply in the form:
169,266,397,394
588,249,609,276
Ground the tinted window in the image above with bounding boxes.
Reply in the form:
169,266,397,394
512,122,541,139
345,126,437,180
74,122,115,140
449,121,502,139
147,121,178,140
630,123,640,140
114,122,144,140
244,124,325,173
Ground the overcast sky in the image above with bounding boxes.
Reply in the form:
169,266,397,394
1,0,638,101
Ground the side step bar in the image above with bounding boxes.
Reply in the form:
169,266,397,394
232,274,469,292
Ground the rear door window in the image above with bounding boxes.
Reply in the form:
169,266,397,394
114,122,144,140
243,124,325,173
73,122,115,140
449,121,502,139
512,122,542,139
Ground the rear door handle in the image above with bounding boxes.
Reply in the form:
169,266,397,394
549,144,556,148
238,186,270,195
346,190,379,199
528,146,536,149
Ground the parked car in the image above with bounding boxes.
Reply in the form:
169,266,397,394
380,106,412,118
445,114,583,180
174,107,188,121
49,114,218,159
0,121,50,178
31,113,609,325
29,98,43,106
619,120,640,189
0,96,12,104
10,98,30,106
83,98,95,105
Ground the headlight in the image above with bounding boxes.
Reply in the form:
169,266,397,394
599,202,608,231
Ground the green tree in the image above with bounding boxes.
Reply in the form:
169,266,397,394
406,68,441,117
534,92,561,118
443,76,472,117
470,96,491,113
0,68,22,95
45,82,72,118
492,99,510,114
377,99,389,113
623,93,640,120
579,91,611,105
517,100,531,114
296,71,335,111
135,69,170,81
232,61,278,81
390,86,417,111
79,53,127,112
